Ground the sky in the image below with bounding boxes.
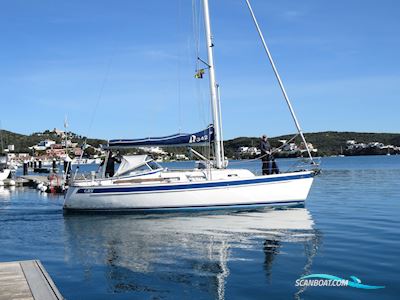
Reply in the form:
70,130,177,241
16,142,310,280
0,0,399,140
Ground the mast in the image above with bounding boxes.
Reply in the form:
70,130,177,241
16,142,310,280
202,0,224,169
64,115,68,158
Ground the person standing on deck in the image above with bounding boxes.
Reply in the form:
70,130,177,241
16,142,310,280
260,135,271,175
99,152,121,178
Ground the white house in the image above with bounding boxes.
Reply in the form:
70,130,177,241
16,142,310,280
139,147,167,155
31,139,56,151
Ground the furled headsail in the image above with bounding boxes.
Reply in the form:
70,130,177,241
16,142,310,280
107,125,214,149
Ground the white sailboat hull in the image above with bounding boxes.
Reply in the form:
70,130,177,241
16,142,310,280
63,171,314,213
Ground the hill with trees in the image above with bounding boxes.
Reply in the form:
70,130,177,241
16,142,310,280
1,129,399,157
224,131,400,157
0,129,106,153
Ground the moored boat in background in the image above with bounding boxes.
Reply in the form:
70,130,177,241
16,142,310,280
0,156,11,182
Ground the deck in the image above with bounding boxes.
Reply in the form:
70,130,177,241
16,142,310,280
0,260,63,300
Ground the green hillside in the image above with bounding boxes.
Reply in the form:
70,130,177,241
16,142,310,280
224,131,400,157
1,129,399,157
0,129,106,153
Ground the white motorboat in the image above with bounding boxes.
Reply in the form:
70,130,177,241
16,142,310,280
64,0,318,213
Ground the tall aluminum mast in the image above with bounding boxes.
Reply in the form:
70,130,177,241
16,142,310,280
202,0,224,169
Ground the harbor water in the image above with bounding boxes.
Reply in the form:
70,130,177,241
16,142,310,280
0,156,399,299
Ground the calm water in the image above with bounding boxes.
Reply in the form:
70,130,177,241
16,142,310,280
0,156,399,299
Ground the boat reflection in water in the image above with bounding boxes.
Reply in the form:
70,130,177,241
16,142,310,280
0,186,13,201
63,208,320,299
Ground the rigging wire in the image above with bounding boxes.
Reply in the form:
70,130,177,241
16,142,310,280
192,0,201,72
227,133,320,174
193,0,207,127
74,46,117,176
192,0,211,159
87,54,114,139
227,132,320,174
193,0,208,127
244,0,315,165
228,133,300,165
176,0,183,133
216,84,225,164
0,120,3,154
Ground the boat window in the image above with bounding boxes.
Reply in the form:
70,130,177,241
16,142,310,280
117,164,151,177
132,164,151,173
147,160,162,170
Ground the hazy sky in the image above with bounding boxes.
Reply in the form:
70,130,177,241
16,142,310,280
1,0,399,139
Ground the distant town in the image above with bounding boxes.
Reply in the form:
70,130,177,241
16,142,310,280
235,139,399,159
236,140,318,159
0,128,399,166
343,140,399,156
1,128,190,166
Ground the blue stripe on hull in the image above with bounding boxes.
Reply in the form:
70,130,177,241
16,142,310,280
76,173,312,194
63,200,305,214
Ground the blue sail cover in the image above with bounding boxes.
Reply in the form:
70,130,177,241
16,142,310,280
107,125,214,149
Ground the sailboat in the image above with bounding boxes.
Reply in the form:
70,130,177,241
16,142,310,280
63,0,318,213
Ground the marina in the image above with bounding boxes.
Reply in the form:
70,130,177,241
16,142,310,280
0,156,398,299
0,0,399,299
0,175,65,193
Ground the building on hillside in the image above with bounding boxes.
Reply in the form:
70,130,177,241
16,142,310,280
73,148,83,156
236,146,261,158
30,140,56,151
52,128,66,138
299,142,318,153
46,148,66,158
346,140,386,150
51,144,63,150
139,147,168,155
61,140,78,148
283,143,298,152
175,154,189,160
345,139,400,155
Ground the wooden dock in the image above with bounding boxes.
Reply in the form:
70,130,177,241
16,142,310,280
0,260,63,300
20,175,50,185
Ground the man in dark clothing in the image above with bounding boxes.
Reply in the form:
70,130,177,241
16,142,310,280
105,152,115,177
260,135,280,175
260,135,271,175
99,151,120,177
